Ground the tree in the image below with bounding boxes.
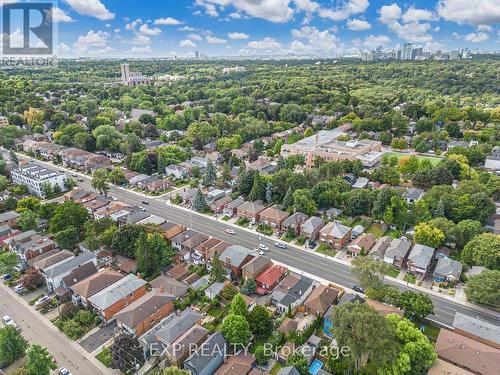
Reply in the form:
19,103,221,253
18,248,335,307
221,314,252,347
19,267,44,290
0,175,8,191
380,315,436,375
92,168,109,196
287,352,309,375
254,345,270,366
192,190,209,212
241,278,256,295
161,367,190,375
292,189,317,216
111,334,144,371
397,292,434,321
247,305,273,338
344,189,373,216
210,252,226,283
414,223,445,248
282,187,293,209
16,196,41,213
0,251,18,274
248,173,265,202
17,209,38,231
0,326,28,368
135,232,169,278
465,270,500,308
331,302,399,369
54,226,79,249
25,344,56,375
461,233,500,270
453,220,483,249
229,293,248,317
108,167,126,185
49,201,90,236
352,256,392,291
202,160,217,187
112,224,147,257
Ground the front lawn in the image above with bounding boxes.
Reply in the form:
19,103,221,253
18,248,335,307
221,215,231,221
404,274,416,284
236,217,250,227
256,224,273,235
415,320,440,342
316,243,337,257
384,267,400,278
96,347,112,367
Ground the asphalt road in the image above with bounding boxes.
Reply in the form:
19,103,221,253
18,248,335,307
0,284,110,375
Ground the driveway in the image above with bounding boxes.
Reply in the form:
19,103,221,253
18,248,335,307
79,321,117,353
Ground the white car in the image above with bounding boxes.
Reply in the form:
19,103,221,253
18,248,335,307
225,229,236,235
254,249,265,255
14,284,25,294
59,367,73,375
275,242,287,249
34,295,50,307
258,244,269,252
2,315,19,330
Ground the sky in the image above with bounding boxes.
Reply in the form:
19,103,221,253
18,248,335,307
1,0,500,57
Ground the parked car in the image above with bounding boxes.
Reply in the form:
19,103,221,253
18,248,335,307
2,315,19,330
142,200,149,205
254,249,265,256
77,178,84,182
308,241,317,249
34,295,51,307
352,284,365,294
226,229,236,235
1,274,12,281
14,284,25,294
58,367,72,375
258,244,269,252
275,242,287,249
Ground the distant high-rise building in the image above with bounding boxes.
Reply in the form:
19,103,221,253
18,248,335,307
195,51,199,59
411,47,423,59
402,42,413,60
120,63,130,85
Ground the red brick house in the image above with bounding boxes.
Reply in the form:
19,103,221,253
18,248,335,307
319,222,352,250
259,207,290,230
255,265,288,294
236,201,265,223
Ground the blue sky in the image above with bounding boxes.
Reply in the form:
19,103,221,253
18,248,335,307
4,0,499,57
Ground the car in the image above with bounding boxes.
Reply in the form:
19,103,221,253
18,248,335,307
225,229,236,235
59,367,72,375
275,242,287,249
34,295,51,307
2,315,19,330
258,244,269,252
77,178,84,182
352,284,365,294
14,284,25,294
142,200,149,204
254,249,264,255
1,274,12,281
308,241,317,249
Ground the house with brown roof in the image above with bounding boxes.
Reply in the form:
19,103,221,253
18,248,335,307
181,233,209,253
0,211,20,228
366,299,403,317
165,324,209,367
236,201,266,223
33,250,74,271
259,206,290,230
368,236,392,261
166,265,189,281
303,285,340,316
115,255,138,274
241,256,272,281
61,261,98,290
215,352,256,375
160,222,186,242
115,289,174,336
281,212,309,236
319,222,352,250
71,268,124,306
255,265,288,295
435,329,500,375
208,241,231,263
193,237,222,263
210,195,233,213
348,233,376,257
278,317,298,335
149,274,188,298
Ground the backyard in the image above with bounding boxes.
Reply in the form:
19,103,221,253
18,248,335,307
385,152,442,166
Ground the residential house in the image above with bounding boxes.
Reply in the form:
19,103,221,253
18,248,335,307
115,289,174,336
93,201,130,220
88,274,147,323
71,268,124,306
255,265,288,295
8,231,57,261
189,156,210,170
259,207,290,230
241,256,272,281
171,229,200,251
149,274,188,299
42,252,97,292
435,329,500,375
204,282,225,300
32,250,74,271
452,312,500,349
165,164,188,180
141,178,170,192
96,250,113,268
166,265,189,281
165,324,209,367
325,208,343,220
271,273,314,314
0,224,20,243
206,189,227,204
236,201,266,223
219,245,254,278
300,217,324,241
434,257,463,283
210,195,233,213
281,212,309,236
193,238,222,263
348,233,376,257
405,188,425,204
368,236,392,261
352,177,369,189
182,233,210,257
118,209,150,226
180,188,199,205
319,222,352,250
407,244,435,276
183,332,227,375
0,211,20,228
428,359,476,375
351,225,364,238
207,241,231,263
160,222,186,243
247,156,276,175
383,238,412,268
323,293,364,337
136,214,166,226
366,299,403,317
115,255,138,274
223,197,244,217
303,285,340,316
278,318,299,335
82,196,111,217
214,352,255,375
60,261,98,290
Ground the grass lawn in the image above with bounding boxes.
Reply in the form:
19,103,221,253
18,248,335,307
415,320,440,342
257,224,273,235
352,218,370,228
207,306,223,317
386,152,442,166
221,215,231,221
236,217,250,227
384,267,400,278
316,244,337,257
404,273,416,284
96,347,112,367
365,223,385,238
270,362,283,375
385,228,402,238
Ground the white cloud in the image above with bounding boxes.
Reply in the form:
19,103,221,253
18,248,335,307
131,34,151,45
465,32,490,43
197,0,294,23
206,35,227,44
180,39,197,48
401,7,436,23
437,0,500,26
49,7,74,23
139,23,161,36
248,37,282,49
318,0,369,21
179,26,195,32
289,26,342,55
477,25,493,32
228,32,249,40
188,33,202,41
346,18,371,31
64,0,114,20
154,17,184,25
389,21,433,43
294,0,320,13
363,34,391,48
125,19,142,31
130,45,153,54
74,30,110,53
58,42,70,54
378,3,401,24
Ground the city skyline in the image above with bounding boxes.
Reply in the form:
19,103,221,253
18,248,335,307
0,0,498,58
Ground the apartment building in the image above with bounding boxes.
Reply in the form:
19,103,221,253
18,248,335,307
11,162,67,198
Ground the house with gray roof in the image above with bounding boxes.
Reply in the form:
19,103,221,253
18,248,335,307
405,187,425,204
369,236,392,260
204,282,225,300
149,274,188,298
319,222,352,250
171,229,201,251
0,210,20,227
154,308,202,348
407,244,435,276
453,312,500,349
183,332,227,375
433,256,462,282
42,252,97,292
282,212,309,235
222,196,244,217
383,238,412,268
118,209,150,226
277,366,301,375
300,216,324,241
271,273,314,314
219,245,254,278
241,255,272,281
